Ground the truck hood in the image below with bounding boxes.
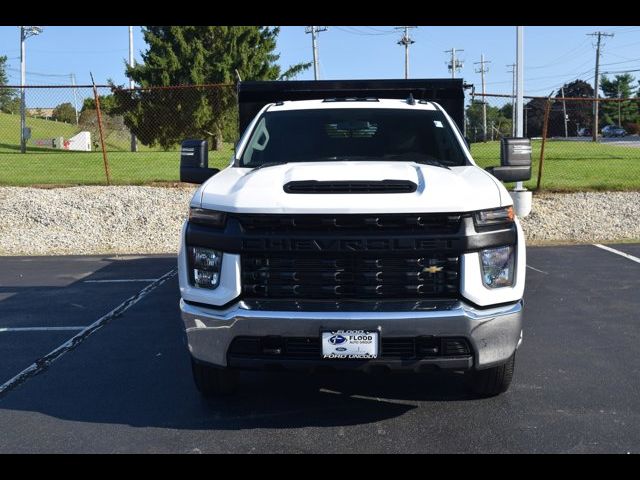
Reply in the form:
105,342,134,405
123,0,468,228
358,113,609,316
196,161,507,213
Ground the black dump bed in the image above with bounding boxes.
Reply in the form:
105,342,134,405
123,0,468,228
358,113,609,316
237,79,465,134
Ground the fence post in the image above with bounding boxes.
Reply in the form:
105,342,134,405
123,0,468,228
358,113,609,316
91,74,111,185
536,98,553,191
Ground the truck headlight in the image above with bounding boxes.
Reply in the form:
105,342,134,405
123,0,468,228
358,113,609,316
474,206,514,227
189,247,222,289
189,208,226,228
480,245,515,288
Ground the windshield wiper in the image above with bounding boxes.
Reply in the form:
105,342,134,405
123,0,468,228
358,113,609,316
249,161,289,171
412,159,451,170
384,153,452,170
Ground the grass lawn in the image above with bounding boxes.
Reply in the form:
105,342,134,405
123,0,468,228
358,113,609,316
0,112,234,185
471,139,640,191
1,113,639,190
0,148,234,186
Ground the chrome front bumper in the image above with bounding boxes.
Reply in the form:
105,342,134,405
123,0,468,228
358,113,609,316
180,299,523,371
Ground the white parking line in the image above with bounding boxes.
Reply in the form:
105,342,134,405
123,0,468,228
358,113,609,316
593,244,640,265
0,327,85,332
83,279,158,283
0,268,177,398
527,265,549,275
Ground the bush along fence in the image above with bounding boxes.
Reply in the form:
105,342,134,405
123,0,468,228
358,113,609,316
0,84,639,191
0,83,237,186
469,93,640,191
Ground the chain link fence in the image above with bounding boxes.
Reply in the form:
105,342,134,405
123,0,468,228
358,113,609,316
0,84,237,185
470,93,640,191
1,85,639,191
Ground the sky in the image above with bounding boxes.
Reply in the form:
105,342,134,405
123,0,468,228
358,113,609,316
1,25,639,101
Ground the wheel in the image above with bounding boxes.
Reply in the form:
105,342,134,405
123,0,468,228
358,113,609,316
466,353,515,397
191,357,239,396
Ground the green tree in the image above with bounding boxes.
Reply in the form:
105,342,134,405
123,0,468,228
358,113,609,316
111,26,311,150
52,102,77,123
600,74,638,127
0,55,19,114
466,100,512,142
552,79,593,136
523,97,551,138
499,102,513,121
81,94,118,115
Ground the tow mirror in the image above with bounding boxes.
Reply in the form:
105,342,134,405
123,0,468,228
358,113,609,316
486,137,532,182
180,139,219,184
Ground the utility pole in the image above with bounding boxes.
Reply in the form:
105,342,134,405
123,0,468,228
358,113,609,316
561,86,568,137
70,73,79,125
507,63,516,137
19,26,43,154
20,27,26,153
445,48,464,78
588,31,614,142
395,26,416,79
618,84,622,127
305,26,328,80
515,26,524,138
474,54,491,142
129,26,137,152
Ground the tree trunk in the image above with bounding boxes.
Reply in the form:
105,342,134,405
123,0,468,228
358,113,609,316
210,128,224,151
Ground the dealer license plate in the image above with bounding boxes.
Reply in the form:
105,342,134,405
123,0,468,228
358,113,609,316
321,330,379,359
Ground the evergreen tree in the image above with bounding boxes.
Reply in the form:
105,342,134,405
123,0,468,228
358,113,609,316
0,56,19,114
600,74,638,127
111,26,310,150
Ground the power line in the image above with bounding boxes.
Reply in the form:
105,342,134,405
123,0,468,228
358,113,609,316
525,66,597,95
611,27,640,35
610,40,640,50
6,67,72,78
525,38,591,70
333,26,393,36
362,26,396,34
600,57,640,67
601,68,640,75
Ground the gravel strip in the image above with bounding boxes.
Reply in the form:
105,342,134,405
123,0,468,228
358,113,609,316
0,186,195,256
0,187,639,255
520,191,640,244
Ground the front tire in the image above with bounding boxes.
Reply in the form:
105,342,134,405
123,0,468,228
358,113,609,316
466,353,515,397
191,357,239,396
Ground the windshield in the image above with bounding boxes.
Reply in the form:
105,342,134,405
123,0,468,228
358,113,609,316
239,108,468,168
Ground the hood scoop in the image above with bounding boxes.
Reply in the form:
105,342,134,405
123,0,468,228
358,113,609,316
283,180,417,194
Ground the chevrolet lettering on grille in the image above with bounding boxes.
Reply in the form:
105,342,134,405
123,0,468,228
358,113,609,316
241,238,451,252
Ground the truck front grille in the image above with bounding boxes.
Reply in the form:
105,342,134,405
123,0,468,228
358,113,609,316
241,254,459,300
234,213,461,233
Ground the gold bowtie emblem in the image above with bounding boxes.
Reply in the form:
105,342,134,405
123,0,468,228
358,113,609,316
422,265,443,274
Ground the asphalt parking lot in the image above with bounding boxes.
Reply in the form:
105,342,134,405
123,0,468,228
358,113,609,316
0,244,639,453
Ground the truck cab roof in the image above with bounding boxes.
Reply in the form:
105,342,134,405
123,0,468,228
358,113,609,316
265,98,439,112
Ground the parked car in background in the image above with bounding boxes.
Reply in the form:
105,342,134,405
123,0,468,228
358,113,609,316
577,127,591,137
602,125,626,137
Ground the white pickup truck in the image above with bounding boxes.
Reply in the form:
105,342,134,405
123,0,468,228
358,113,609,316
178,79,530,397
